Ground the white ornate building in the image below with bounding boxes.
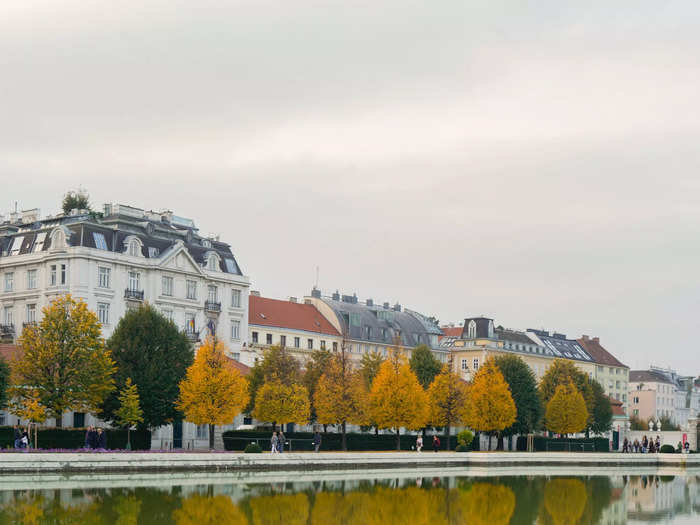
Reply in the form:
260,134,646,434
0,203,250,449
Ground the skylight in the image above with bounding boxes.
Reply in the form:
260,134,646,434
224,258,239,274
32,232,46,253
9,236,23,255
93,232,108,251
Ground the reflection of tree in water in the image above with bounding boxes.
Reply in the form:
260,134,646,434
451,483,516,525
173,494,247,525
250,493,310,525
541,478,587,525
0,491,104,525
114,494,142,525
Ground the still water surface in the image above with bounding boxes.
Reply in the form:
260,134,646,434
0,471,698,524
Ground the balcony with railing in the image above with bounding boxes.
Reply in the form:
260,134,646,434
204,300,221,313
185,330,200,342
124,288,145,301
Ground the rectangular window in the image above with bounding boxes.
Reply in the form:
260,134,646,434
93,232,108,250
231,289,241,308
97,303,110,325
50,265,57,286
128,271,140,291
224,258,239,274
280,335,287,347
162,276,173,296
233,352,240,361
26,269,37,289
609,367,614,374
321,340,326,350
98,267,111,288
461,359,468,370
381,328,387,340
60,264,67,284
186,280,197,300
622,394,627,402
26,304,36,324
473,358,479,370
208,285,218,303
266,333,272,345
162,309,174,322
616,380,620,389
231,320,240,340
365,326,371,338
3,307,13,326
252,331,258,343
73,412,85,428
9,236,23,255
633,409,639,416
294,337,300,348
4,272,14,291
349,313,362,326
307,339,313,350
32,232,46,253
333,342,338,351
185,313,196,333
196,424,208,440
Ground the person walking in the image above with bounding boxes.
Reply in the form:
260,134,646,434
416,435,423,453
270,431,279,454
20,428,29,449
655,436,661,451
278,430,285,453
13,425,21,449
312,432,322,453
96,428,107,450
84,426,93,449
622,437,628,453
642,435,648,453
432,435,440,453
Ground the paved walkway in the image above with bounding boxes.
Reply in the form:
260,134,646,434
0,451,698,473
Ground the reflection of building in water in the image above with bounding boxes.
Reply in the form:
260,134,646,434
598,476,627,525
626,475,700,522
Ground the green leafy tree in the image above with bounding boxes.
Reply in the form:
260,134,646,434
409,345,443,389
115,378,144,450
589,380,613,434
99,303,193,429
11,294,115,426
360,350,384,387
61,190,91,214
494,355,543,436
246,346,302,414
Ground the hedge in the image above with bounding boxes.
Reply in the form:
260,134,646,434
222,430,458,451
516,436,609,452
0,427,151,450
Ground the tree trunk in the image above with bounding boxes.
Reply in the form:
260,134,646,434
341,421,347,451
209,424,215,450
375,426,379,436
323,424,327,434
396,428,401,451
488,433,492,451
55,414,62,428
445,419,451,451
496,432,504,451
126,429,131,450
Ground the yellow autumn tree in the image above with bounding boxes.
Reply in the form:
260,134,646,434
10,294,115,426
454,483,516,525
545,381,588,436
253,380,310,429
10,389,46,449
173,494,247,525
428,367,470,450
315,352,368,450
369,349,428,450
177,337,249,449
464,359,516,450
250,493,310,525
542,478,588,525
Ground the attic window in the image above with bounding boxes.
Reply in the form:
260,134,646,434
93,232,108,251
148,247,160,258
208,254,218,271
224,258,239,274
32,232,46,253
9,236,23,255
202,239,211,248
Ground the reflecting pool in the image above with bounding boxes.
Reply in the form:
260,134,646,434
0,469,698,524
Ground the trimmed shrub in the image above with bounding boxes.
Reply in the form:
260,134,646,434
455,444,469,452
244,443,263,453
222,430,457,451
457,430,473,449
515,436,608,452
0,426,150,450
659,444,675,454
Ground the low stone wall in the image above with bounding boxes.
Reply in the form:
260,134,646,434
0,451,698,474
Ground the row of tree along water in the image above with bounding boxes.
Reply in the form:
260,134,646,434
2,295,612,450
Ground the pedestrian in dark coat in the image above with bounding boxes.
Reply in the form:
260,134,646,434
96,428,107,449
13,425,21,449
278,430,285,453
432,435,440,452
312,432,322,453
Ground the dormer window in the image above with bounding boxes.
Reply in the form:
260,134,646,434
50,228,67,250
205,252,220,271
124,236,143,257
467,320,477,339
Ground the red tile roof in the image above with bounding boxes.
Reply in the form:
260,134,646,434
577,336,627,368
608,396,626,416
0,344,21,362
439,326,462,339
226,356,252,376
249,296,340,336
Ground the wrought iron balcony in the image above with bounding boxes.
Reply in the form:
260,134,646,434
204,300,221,313
124,288,145,301
22,322,37,328
185,330,200,342
0,324,15,335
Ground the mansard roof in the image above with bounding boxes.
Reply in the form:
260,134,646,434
0,207,243,275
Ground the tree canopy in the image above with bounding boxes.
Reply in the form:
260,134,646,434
493,355,543,436
359,350,384,388
253,380,310,427
427,367,469,449
62,190,91,214
246,345,302,414
100,303,193,429
0,357,10,409
409,345,442,389
464,359,516,447
302,348,333,425
11,295,115,425
588,380,613,434
369,349,428,449
177,337,249,449
115,378,144,449
545,381,589,436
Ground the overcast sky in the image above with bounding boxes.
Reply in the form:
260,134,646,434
2,1,699,373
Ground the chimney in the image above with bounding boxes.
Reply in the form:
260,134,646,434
581,335,589,341
383,302,390,309
393,303,401,312
366,298,374,307
332,290,340,301
21,208,40,224
289,297,297,303
250,290,261,297
311,287,321,298
592,337,599,344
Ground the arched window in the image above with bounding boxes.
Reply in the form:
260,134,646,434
206,251,220,271
124,236,143,257
467,320,477,339
50,228,66,249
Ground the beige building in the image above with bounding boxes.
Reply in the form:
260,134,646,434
578,336,630,412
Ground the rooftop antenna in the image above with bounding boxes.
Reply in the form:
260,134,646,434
314,266,319,289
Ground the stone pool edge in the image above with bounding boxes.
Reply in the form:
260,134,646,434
0,452,698,474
